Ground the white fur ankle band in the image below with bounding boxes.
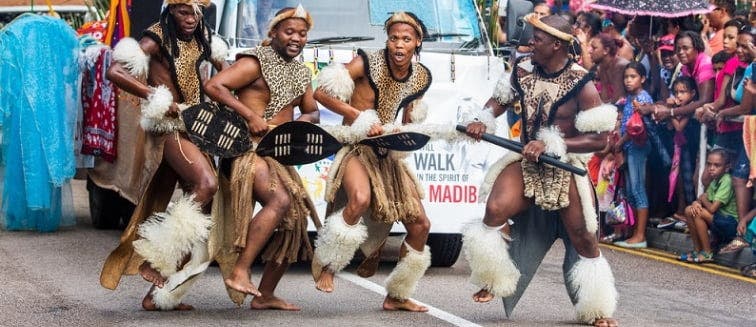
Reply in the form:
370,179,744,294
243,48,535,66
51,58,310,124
151,244,210,310
313,210,367,273
462,221,520,297
384,243,431,300
132,194,212,278
568,253,617,324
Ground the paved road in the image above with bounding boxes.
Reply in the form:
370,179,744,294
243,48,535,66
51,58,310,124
0,180,753,326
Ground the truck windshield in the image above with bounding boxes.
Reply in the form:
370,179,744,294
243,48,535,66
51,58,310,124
222,0,487,54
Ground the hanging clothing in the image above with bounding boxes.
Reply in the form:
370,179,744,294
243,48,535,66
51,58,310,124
0,14,80,231
81,46,118,162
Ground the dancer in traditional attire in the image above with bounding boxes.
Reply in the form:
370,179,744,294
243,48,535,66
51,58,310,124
463,14,619,326
99,0,229,311
203,5,319,311
311,11,432,312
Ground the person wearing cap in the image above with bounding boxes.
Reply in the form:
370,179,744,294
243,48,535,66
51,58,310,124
203,5,320,311
462,14,619,326
99,0,230,311
310,11,432,312
656,33,684,102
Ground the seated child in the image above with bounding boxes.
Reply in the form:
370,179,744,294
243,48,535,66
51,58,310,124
679,148,739,263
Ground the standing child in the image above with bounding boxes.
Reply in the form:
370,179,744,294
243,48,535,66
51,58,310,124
658,76,700,229
679,149,738,263
614,61,654,248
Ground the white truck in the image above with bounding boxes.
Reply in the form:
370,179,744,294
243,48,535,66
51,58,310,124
220,0,511,266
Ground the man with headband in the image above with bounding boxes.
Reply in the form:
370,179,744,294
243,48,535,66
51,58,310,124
203,5,320,311
463,14,619,326
99,0,229,311
311,11,432,312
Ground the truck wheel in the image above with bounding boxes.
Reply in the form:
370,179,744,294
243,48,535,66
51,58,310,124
426,233,462,267
86,177,135,229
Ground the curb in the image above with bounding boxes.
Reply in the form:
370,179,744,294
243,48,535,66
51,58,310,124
600,243,756,284
645,227,754,268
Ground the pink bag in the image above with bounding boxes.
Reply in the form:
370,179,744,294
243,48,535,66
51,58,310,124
626,111,647,145
605,172,635,226
597,157,618,211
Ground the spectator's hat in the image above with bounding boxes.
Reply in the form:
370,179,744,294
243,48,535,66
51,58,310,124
659,34,675,52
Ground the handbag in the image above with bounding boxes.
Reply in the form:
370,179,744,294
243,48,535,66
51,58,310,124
605,173,635,226
626,111,647,145
596,156,618,211
606,197,629,225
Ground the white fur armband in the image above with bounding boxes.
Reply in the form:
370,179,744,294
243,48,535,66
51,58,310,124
112,37,150,77
575,104,617,133
140,85,184,133
492,72,514,105
350,109,380,138
409,99,428,124
316,63,354,103
210,35,230,63
468,107,497,134
320,109,380,144
536,126,567,158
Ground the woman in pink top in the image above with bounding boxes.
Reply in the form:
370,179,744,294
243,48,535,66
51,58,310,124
648,31,715,123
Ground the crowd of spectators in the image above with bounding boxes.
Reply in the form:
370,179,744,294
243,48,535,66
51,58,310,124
497,0,756,278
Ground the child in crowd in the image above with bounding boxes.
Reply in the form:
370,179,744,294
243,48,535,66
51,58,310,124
658,76,700,229
711,50,731,75
669,77,698,135
658,34,683,103
679,149,738,263
614,62,654,249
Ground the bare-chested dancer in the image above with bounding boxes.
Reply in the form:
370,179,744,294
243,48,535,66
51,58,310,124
463,14,619,326
204,5,319,311
310,11,433,312
100,0,229,311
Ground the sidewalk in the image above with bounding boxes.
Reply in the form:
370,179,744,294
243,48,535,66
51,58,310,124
645,227,754,269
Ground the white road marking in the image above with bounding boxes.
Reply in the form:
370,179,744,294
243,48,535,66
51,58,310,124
337,272,482,327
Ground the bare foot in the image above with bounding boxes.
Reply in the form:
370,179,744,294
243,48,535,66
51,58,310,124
382,296,428,312
139,262,165,288
594,318,618,327
472,289,494,303
250,295,301,311
224,270,262,297
142,287,194,311
315,268,334,293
